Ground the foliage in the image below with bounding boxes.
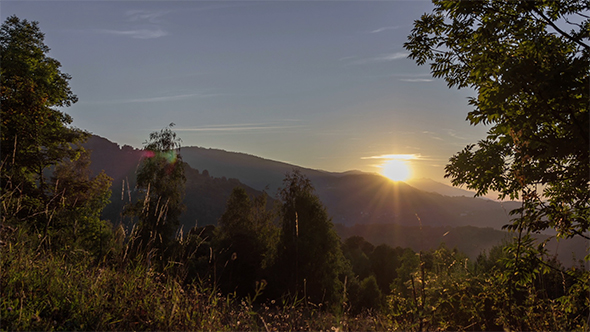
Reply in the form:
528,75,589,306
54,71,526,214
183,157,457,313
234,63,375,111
0,225,387,332
341,236,374,282
0,15,114,261
275,170,349,306
124,125,186,258
357,275,383,311
215,187,278,297
1,16,87,218
48,150,114,259
405,0,589,239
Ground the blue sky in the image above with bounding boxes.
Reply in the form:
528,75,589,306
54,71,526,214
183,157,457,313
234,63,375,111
2,1,490,184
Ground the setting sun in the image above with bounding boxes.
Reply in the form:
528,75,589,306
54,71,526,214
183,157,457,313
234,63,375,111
381,159,411,182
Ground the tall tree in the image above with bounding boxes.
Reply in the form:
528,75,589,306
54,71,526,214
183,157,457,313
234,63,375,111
125,125,186,256
215,187,278,297
404,1,589,240
49,150,113,258
275,170,348,305
1,16,86,210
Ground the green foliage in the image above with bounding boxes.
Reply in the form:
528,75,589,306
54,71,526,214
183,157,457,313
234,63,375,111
405,0,589,240
215,187,278,297
0,15,114,262
276,170,349,306
1,16,87,216
49,150,114,259
124,125,186,257
357,276,382,311
342,236,374,282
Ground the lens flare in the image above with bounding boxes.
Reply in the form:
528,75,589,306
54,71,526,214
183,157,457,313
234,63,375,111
142,150,178,163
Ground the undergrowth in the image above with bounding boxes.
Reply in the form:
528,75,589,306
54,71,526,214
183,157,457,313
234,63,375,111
1,226,386,331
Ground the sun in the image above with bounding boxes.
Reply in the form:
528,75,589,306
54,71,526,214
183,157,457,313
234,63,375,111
381,159,411,182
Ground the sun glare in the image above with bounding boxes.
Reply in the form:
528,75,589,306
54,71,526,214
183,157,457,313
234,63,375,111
381,159,411,182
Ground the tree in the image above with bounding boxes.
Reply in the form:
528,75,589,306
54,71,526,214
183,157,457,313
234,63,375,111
1,16,87,215
404,1,589,240
215,187,278,297
49,150,114,258
125,125,186,256
275,170,348,305
342,236,374,281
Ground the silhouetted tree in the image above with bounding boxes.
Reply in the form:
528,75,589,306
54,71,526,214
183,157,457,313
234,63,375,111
275,170,348,306
405,0,589,240
215,187,278,297
1,15,88,227
358,275,383,311
370,244,403,294
125,125,186,258
342,236,374,281
49,150,113,258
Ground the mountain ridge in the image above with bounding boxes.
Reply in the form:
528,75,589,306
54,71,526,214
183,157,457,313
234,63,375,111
85,134,517,230
83,135,586,267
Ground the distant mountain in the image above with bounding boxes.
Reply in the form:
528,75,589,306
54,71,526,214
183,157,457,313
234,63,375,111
83,135,268,229
179,146,336,194
406,177,478,197
86,135,521,230
315,172,519,229
179,146,522,229
335,223,588,268
85,135,585,267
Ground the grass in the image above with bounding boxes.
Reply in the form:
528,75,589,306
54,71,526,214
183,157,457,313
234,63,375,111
1,226,388,331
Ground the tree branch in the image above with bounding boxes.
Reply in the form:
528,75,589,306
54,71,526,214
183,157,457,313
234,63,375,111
531,7,590,50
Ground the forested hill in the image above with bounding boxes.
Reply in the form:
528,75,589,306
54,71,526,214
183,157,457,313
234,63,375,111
179,145,521,229
179,145,337,194
86,135,519,230
83,135,269,228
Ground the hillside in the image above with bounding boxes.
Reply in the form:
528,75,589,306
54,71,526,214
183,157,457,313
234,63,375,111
179,144,522,229
84,135,269,229
85,135,523,230
335,223,588,268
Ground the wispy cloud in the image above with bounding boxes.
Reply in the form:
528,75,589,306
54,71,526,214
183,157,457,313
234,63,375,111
370,26,399,33
362,154,423,161
446,129,466,140
346,52,409,65
399,78,434,83
83,92,220,105
392,73,434,83
422,131,443,141
100,28,167,39
175,122,303,133
99,9,170,39
126,93,221,103
377,52,410,61
126,9,169,23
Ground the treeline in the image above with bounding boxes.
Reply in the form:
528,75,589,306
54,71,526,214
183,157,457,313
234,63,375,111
2,13,589,331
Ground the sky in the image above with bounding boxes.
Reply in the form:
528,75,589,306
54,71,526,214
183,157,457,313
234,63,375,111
2,1,491,185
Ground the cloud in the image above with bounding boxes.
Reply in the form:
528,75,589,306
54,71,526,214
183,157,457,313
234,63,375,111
422,130,444,141
99,9,171,39
370,26,400,33
377,52,410,61
100,28,167,39
446,129,466,140
347,52,409,65
126,93,220,103
175,123,303,133
83,92,220,104
362,154,423,161
399,78,434,82
126,9,169,23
